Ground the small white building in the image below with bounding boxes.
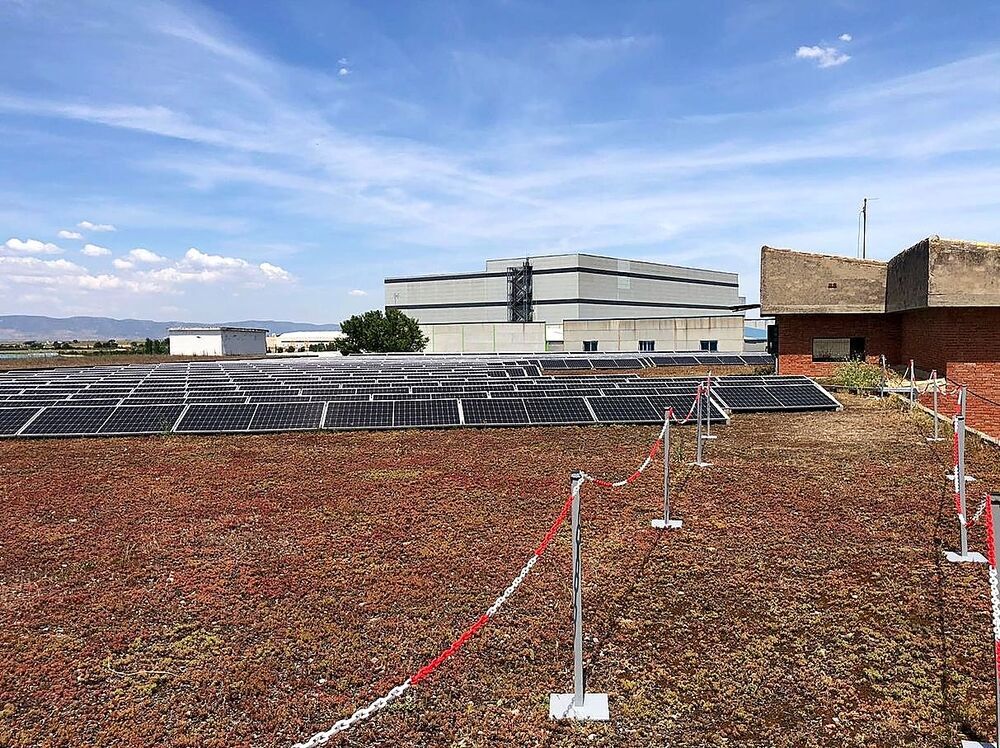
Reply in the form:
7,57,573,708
561,315,746,353
420,322,546,353
168,326,267,356
269,330,344,352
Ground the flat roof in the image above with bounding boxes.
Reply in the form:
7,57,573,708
168,326,268,333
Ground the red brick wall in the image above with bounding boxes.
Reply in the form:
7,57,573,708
775,309,1000,436
775,314,901,376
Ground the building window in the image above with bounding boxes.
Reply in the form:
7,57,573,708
812,337,866,362
699,340,718,352
639,340,655,352
583,340,598,352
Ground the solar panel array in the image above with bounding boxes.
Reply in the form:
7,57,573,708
0,354,834,439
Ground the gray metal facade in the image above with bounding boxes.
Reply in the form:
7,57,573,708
384,253,743,324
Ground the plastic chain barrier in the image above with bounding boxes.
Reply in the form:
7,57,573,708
584,380,707,489
984,498,1000,674
291,491,575,748
952,421,964,523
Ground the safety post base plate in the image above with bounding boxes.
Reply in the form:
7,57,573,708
651,518,682,530
945,551,988,564
549,693,609,721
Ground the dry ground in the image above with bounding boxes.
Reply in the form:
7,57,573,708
2,395,999,747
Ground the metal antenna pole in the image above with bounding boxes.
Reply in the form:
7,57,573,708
861,197,867,259
550,473,609,720
652,410,681,530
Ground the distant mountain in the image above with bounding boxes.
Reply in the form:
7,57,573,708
0,315,340,342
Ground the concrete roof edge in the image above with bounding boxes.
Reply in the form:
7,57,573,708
761,245,887,267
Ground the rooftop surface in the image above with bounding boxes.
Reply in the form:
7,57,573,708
2,392,998,746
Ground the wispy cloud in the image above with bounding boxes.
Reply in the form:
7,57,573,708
57,229,83,240
77,219,117,232
81,243,111,256
348,288,367,296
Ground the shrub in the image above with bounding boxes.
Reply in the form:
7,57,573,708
832,359,885,389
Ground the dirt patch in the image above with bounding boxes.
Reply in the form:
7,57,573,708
1,395,997,747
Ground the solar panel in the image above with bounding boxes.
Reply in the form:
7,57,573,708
460,398,529,426
524,397,595,425
769,384,839,409
324,401,393,429
394,399,460,428
22,406,115,435
647,394,727,423
0,407,41,435
175,404,256,433
250,402,324,431
713,387,782,411
99,405,186,434
587,396,661,423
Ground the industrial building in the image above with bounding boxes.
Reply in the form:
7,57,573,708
385,253,748,353
760,235,1000,436
385,253,744,324
168,326,267,356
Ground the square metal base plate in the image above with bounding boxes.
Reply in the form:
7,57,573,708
651,518,682,530
945,551,988,564
703,434,718,440
549,693,609,721
960,741,995,747
927,437,946,442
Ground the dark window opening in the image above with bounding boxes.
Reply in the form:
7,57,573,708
583,340,598,352
639,340,655,352
812,337,866,363
699,340,718,352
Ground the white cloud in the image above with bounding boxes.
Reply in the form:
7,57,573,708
58,230,83,240
4,237,62,254
348,288,367,296
184,246,248,268
77,220,117,232
128,247,167,263
112,258,134,270
260,261,292,281
0,255,85,274
81,243,112,256
839,33,853,42
796,45,851,68
338,67,350,77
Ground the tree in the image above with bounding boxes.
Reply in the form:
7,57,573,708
334,309,427,354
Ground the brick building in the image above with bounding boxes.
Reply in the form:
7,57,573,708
760,236,1000,436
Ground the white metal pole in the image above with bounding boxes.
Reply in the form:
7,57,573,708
909,359,915,410
928,371,943,442
958,414,969,558
704,372,716,440
571,472,584,707
550,473,609,719
652,410,681,530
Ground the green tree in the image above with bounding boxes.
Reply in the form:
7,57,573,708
334,309,427,354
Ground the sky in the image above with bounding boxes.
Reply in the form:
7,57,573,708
2,1,999,323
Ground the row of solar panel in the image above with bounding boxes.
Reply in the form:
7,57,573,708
0,394,729,437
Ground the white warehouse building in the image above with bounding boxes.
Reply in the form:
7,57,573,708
168,326,268,356
385,253,744,324
385,253,750,353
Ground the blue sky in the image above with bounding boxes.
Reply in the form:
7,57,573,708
1,1,999,323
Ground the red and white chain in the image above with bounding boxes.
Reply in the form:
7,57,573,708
292,492,574,748
984,499,1000,670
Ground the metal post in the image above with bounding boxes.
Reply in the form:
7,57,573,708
909,359,916,410
549,473,609,720
691,381,711,467
945,398,986,564
928,371,944,442
704,372,716,440
652,410,681,530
